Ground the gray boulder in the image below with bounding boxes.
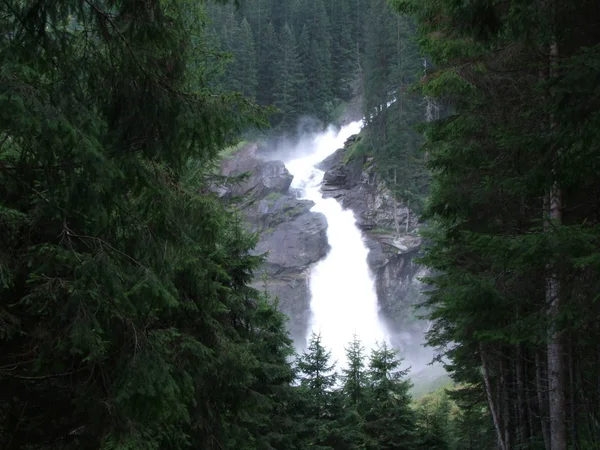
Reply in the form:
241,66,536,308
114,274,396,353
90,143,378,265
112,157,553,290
253,211,328,276
227,160,293,200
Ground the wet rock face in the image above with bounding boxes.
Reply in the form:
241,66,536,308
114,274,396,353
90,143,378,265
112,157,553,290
249,207,328,343
252,198,328,343
320,143,418,233
252,212,328,275
317,135,429,359
219,137,429,352
217,145,328,344
221,153,293,199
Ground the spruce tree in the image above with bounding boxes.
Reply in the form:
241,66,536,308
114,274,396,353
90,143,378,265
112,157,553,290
342,335,367,406
364,343,418,449
257,21,277,107
295,333,338,449
394,0,600,448
0,1,290,448
273,23,304,129
336,336,371,449
414,392,452,450
305,0,333,121
233,18,259,98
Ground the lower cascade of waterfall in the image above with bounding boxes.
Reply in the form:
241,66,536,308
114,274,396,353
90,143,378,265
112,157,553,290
286,121,390,368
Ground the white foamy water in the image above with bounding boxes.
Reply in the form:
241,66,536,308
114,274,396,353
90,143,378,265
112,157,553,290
286,121,390,368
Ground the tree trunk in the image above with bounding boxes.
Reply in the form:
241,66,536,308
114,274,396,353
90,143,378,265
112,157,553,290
546,188,566,450
536,350,551,450
500,355,514,450
545,35,567,450
481,345,508,450
516,343,530,446
393,169,400,235
568,342,578,449
356,41,364,96
525,357,537,446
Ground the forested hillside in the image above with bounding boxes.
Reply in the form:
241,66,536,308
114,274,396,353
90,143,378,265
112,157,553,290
205,0,430,209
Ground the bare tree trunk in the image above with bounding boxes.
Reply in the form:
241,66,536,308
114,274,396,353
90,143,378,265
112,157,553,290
546,187,566,450
356,42,364,97
481,345,508,450
536,350,551,450
545,35,567,450
525,357,537,445
568,341,578,449
257,0,261,48
393,169,400,236
500,356,514,450
516,343,530,446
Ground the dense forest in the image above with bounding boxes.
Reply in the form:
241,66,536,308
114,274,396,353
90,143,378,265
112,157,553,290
1,0,599,449
204,0,430,210
399,0,600,449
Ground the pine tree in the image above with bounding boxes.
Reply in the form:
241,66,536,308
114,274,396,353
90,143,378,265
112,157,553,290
257,21,277,106
328,0,356,100
336,336,371,449
305,0,333,121
364,343,418,449
342,335,367,405
295,333,339,449
414,391,452,450
0,1,290,448
273,23,305,129
233,18,259,98
296,24,312,113
394,0,600,448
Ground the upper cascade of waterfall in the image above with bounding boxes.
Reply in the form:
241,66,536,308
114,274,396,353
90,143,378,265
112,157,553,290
285,121,390,369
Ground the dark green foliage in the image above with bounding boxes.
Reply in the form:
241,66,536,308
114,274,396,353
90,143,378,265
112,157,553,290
257,21,278,107
342,335,367,406
233,18,259,98
0,1,294,448
413,387,495,450
395,0,600,448
291,335,419,450
363,343,418,449
414,391,452,449
273,24,305,129
294,333,339,448
360,0,428,212
205,0,362,129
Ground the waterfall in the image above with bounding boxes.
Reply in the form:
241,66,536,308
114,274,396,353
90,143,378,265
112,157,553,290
286,121,390,368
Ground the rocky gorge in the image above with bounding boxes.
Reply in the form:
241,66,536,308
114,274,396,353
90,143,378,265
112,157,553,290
215,133,430,365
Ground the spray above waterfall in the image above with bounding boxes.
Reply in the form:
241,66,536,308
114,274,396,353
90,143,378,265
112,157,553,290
285,121,391,368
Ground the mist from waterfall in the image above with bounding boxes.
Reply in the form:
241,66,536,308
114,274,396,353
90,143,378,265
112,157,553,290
285,121,390,368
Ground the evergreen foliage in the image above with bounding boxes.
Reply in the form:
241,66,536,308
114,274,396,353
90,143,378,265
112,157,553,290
204,0,366,128
0,1,291,448
292,335,419,450
360,1,428,212
363,343,418,449
273,24,305,130
10,0,600,448
393,0,600,448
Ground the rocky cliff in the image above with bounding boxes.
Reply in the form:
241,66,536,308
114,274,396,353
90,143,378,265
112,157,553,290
217,137,429,362
217,144,328,344
317,136,430,365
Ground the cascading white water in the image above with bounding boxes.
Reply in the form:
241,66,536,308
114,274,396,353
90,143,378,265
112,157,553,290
286,121,390,368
